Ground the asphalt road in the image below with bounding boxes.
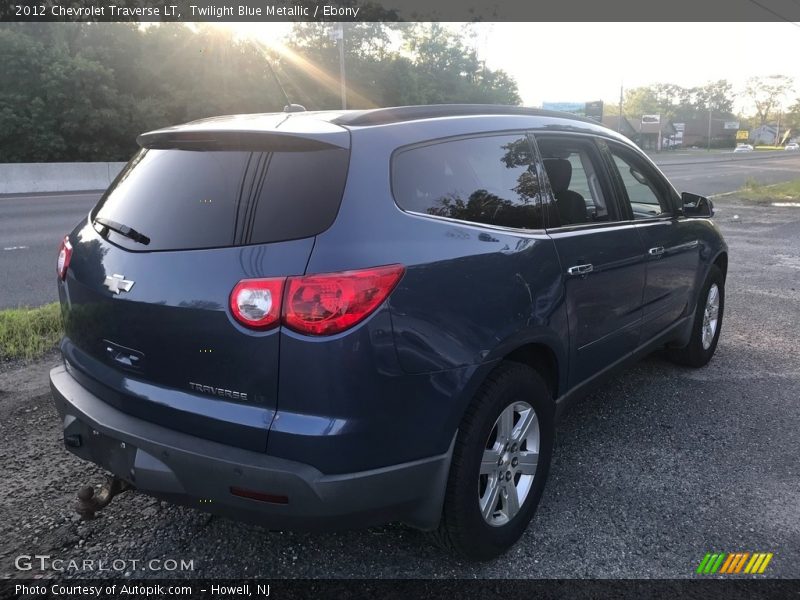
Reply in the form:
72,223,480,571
1,193,798,578
0,191,101,309
1,152,800,309
659,152,800,197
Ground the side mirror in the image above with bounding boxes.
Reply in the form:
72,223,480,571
681,192,714,217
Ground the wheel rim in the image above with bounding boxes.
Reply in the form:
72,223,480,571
701,283,720,350
478,401,539,527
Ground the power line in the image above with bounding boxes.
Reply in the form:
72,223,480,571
746,0,800,28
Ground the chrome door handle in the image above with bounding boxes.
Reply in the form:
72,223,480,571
567,264,593,276
648,246,665,257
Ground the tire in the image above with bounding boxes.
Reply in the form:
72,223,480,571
667,265,725,368
434,362,554,561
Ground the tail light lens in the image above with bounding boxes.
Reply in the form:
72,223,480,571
230,278,284,330
57,235,72,280
284,265,405,335
229,265,405,335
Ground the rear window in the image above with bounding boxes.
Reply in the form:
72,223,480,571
92,146,349,251
391,134,543,230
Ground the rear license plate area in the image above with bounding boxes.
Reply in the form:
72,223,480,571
85,429,137,480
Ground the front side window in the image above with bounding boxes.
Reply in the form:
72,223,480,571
392,134,543,230
607,145,673,220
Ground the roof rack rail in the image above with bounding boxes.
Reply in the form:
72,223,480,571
332,104,597,127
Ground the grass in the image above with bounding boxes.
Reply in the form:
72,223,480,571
738,178,800,203
0,302,62,361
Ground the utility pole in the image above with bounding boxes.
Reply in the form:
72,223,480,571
707,107,712,152
337,23,347,110
775,108,782,146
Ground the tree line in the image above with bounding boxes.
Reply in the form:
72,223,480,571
0,22,520,162
608,76,799,132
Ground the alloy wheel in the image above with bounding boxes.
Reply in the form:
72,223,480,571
478,401,540,527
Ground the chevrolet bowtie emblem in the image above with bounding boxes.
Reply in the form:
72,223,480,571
104,274,135,294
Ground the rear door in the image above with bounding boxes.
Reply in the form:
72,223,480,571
60,137,349,452
604,141,701,341
534,134,647,387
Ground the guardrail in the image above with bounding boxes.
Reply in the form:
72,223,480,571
0,162,126,194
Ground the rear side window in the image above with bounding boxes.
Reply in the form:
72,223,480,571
392,134,543,230
92,146,349,251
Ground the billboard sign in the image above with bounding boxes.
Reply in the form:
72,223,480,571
642,114,661,124
542,102,585,115
736,130,749,140
584,100,603,122
542,101,603,122
724,121,740,130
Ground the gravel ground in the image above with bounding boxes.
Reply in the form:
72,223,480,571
1,196,798,579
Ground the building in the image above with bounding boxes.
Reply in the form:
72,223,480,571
632,117,676,151
601,115,637,140
751,125,778,145
676,117,738,148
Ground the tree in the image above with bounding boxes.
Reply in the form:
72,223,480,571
692,80,734,115
0,22,520,162
744,75,795,126
284,22,520,109
784,97,800,136
621,80,737,123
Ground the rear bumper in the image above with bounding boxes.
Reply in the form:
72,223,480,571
50,364,452,531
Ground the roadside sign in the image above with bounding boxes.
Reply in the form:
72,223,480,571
673,122,685,132
585,100,603,122
542,102,584,114
642,114,660,124
736,130,749,140
724,121,740,130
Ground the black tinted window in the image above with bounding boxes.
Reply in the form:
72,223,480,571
93,146,349,251
392,135,542,230
535,136,614,228
607,145,672,220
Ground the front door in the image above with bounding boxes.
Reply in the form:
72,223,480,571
604,141,702,341
535,134,647,388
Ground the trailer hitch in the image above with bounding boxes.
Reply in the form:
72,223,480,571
76,475,133,520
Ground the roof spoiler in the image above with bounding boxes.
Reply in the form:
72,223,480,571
137,129,348,151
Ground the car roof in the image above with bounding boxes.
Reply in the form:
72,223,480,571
139,104,634,149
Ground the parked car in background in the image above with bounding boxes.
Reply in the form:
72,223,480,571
785,142,799,151
50,105,728,560
734,144,754,153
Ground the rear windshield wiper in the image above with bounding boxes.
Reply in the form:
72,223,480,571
94,217,151,246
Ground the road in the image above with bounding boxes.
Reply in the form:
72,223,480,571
2,193,798,578
1,152,800,309
0,192,101,309
658,152,800,197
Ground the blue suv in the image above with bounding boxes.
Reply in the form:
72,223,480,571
50,105,727,560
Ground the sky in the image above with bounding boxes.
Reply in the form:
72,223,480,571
476,23,800,111
225,22,800,113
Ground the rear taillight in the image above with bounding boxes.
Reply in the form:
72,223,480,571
229,265,405,336
57,235,72,280
284,265,405,335
229,278,285,330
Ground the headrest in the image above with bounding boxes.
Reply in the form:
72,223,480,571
543,158,572,193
